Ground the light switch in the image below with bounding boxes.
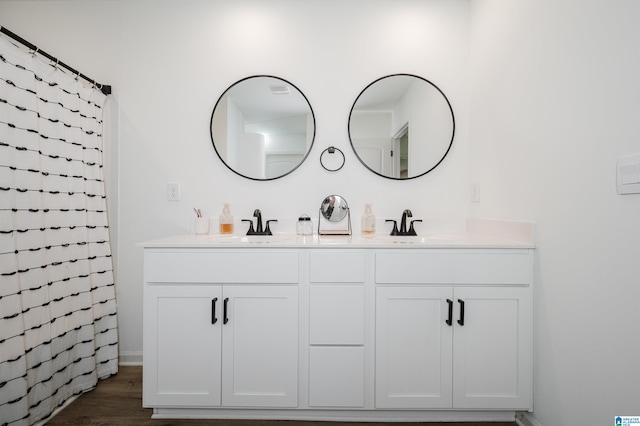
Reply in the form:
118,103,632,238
617,154,640,195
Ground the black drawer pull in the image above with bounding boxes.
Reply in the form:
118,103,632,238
211,298,218,324
446,299,453,326
223,297,229,324
457,299,465,326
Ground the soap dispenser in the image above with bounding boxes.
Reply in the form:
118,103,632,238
361,203,376,235
219,203,234,234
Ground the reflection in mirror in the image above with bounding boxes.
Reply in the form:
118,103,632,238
348,74,454,180
318,195,351,235
210,76,316,180
320,195,349,221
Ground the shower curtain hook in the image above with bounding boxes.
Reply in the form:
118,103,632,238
30,46,39,57
74,70,80,81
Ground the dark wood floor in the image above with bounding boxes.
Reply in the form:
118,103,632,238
46,366,517,426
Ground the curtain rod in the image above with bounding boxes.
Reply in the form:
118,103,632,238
0,26,112,96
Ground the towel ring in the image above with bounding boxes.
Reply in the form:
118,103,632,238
320,146,345,172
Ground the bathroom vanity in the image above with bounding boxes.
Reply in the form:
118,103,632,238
141,220,534,422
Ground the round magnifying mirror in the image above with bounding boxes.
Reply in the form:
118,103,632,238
210,75,316,180
348,74,454,180
320,195,349,222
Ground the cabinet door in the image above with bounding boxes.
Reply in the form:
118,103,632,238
452,286,532,409
143,285,222,407
375,286,453,408
221,285,298,407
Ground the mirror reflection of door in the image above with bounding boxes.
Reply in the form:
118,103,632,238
392,123,409,179
352,143,386,175
349,111,392,176
266,154,303,178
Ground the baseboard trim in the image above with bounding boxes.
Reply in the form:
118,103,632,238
119,351,143,366
152,408,516,422
516,411,542,426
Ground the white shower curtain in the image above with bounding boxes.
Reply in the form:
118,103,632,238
0,37,118,425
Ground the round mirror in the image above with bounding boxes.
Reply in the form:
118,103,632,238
348,74,455,180
320,195,349,222
210,75,316,180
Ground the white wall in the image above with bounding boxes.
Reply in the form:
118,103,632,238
469,1,640,425
2,1,638,425
0,0,470,368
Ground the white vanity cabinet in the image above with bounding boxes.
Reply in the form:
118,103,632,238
141,232,534,421
374,250,533,410
143,249,299,409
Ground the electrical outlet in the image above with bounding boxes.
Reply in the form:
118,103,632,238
471,184,480,203
167,183,180,201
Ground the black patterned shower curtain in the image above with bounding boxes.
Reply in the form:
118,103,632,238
0,36,118,425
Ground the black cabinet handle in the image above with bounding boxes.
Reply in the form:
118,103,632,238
446,299,453,326
223,297,229,324
211,298,218,324
457,299,465,326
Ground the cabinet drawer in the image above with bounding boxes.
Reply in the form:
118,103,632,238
309,285,364,345
309,346,365,407
309,251,365,283
144,250,299,283
375,250,532,285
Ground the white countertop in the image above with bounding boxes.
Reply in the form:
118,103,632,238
139,219,535,249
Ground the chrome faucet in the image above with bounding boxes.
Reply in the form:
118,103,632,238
242,209,277,235
386,209,422,236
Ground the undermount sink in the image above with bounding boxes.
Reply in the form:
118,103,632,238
205,234,297,244
358,234,463,244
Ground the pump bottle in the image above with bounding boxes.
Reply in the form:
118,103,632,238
361,203,376,235
219,203,234,234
